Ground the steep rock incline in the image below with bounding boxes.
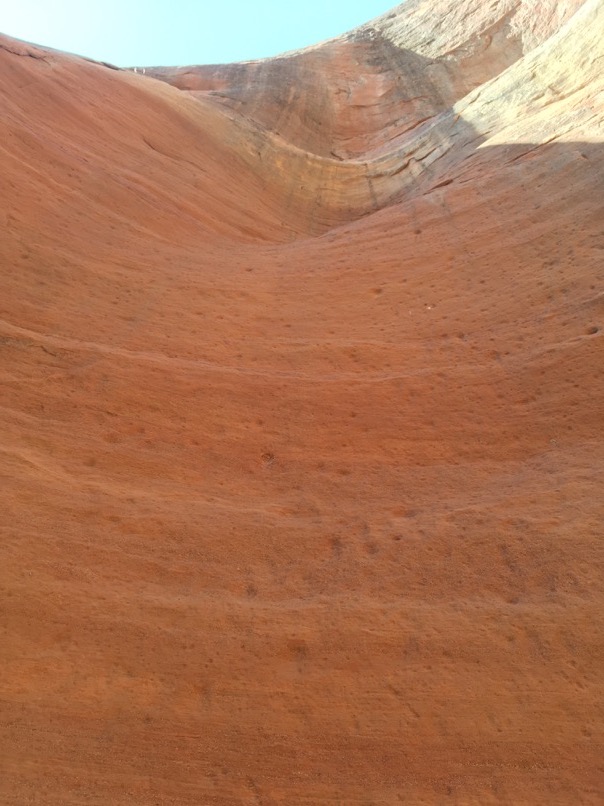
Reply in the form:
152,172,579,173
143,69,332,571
1,1,603,804
141,0,585,158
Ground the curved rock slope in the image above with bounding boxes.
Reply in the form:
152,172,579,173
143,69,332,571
1,0,603,803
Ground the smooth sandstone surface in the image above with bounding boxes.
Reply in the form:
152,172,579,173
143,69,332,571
1,0,603,802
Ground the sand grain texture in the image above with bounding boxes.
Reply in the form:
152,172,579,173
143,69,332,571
1,0,603,803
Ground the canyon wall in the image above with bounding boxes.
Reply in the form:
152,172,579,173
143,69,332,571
1,0,603,802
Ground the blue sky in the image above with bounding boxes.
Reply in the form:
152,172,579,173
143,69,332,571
2,1,397,67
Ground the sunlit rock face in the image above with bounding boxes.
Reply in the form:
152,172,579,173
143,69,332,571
1,0,602,802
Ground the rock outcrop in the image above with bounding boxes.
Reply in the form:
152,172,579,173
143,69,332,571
1,1,602,802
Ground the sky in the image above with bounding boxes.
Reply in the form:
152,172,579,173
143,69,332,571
1,1,397,67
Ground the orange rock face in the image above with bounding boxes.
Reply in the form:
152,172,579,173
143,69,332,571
1,1,603,802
